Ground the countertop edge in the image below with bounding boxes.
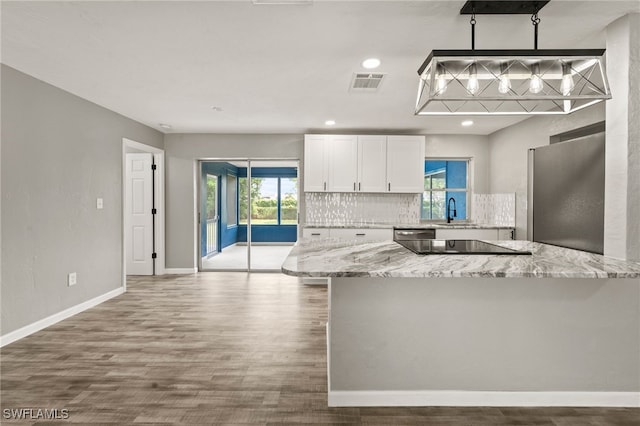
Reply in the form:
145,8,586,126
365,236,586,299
282,269,640,279
281,239,640,279
302,223,516,230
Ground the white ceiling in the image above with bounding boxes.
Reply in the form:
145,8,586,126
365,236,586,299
2,1,638,135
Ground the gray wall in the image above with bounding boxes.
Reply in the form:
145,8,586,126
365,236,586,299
1,65,163,335
487,103,606,239
604,14,640,261
164,134,303,269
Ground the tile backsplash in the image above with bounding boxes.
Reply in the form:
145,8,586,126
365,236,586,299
305,193,421,225
305,192,515,227
472,193,516,226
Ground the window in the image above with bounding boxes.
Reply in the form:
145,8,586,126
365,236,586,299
239,177,298,225
226,174,237,226
422,160,468,220
280,178,298,224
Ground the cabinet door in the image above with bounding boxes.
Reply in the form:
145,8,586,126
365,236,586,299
330,228,392,241
435,229,499,240
498,228,516,240
386,135,425,193
328,135,358,192
304,135,329,192
358,135,387,192
302,228,330,238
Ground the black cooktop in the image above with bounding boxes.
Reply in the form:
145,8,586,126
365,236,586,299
396,239,532,255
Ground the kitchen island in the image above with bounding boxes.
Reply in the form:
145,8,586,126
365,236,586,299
282,238,640,407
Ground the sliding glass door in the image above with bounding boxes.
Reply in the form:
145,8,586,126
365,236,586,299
199,159,298,272
245,161,298,271
200,161,248,271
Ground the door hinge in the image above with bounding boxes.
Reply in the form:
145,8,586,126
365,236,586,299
152,252,157,259
152,208,157,215
151,164,157,170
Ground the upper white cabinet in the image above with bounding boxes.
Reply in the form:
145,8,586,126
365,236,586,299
304,134,425,193
303,135,329,191
386,136,425,193
358,135,387,192
328,135,358,192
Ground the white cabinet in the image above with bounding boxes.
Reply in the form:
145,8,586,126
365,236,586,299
304,134,425,193
498,229,516,240
358,135,387,192
302,228,330,239
386,136,425,193
328,135,358,192
303,227,392,241
435,228,515,240
330,228,392,241
436,228,498,240
304,135,329,191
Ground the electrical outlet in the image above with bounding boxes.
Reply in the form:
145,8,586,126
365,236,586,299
68,272,77,287
96,198,103,209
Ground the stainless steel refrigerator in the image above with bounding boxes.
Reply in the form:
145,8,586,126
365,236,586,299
527,124,605,254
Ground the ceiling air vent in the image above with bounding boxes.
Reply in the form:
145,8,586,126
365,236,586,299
350,73,386,91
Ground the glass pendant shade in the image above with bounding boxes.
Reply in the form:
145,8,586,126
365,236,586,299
466,63,480,95
498,63,511,94
529,63,544,94
435,63,448,94
416,49,611,115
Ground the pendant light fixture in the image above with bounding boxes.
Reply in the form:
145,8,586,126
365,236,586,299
415,1,611,115
497,62,511,94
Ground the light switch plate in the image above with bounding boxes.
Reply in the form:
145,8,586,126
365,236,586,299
97,198,103,209
68,272,77,287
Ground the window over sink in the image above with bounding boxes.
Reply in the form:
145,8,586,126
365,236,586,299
422,159,469,221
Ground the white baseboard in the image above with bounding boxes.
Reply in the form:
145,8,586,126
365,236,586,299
0,287,125,348
328,390,640,408
164,268,198,274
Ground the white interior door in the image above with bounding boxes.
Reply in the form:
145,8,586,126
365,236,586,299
126,153,154,275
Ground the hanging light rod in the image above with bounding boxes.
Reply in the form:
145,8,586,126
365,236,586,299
460,1,550,15
415,1,611,116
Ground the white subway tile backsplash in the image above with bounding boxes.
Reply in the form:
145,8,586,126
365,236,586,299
472,193,516,226
305,193,421,226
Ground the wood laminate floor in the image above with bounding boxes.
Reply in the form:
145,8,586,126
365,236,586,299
1,273,638,425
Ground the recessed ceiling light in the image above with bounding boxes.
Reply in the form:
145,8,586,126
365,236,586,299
158,123,172,130
211,106,224,112
362,58,381,69
325,120,336,126
461,120,474,127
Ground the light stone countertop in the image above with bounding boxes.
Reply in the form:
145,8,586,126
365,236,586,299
281,238,640,279
303,222,515,229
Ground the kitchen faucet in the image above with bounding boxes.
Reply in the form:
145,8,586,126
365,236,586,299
447,197,457,223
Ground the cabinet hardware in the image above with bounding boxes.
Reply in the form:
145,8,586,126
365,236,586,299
324,182,326,191
358,182,361,191
353,182,356,191
388,183,391,191
355,233,366,236
311,233,321,236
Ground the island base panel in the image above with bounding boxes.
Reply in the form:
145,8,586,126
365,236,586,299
328,277,640,407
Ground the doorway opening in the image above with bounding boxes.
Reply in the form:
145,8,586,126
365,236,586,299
122,138,165,285
198,159,299,272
